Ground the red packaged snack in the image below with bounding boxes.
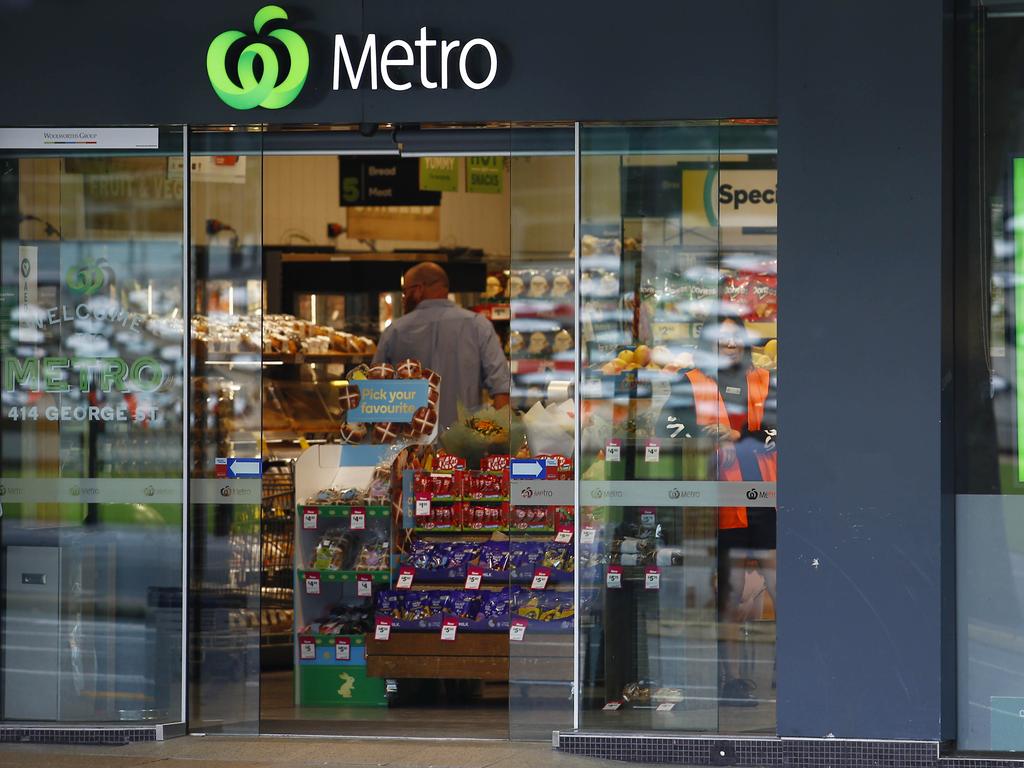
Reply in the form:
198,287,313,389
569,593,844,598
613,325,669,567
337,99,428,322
749,274,778,321
722,273,751,316
416,502,460,530
512,506,553,530
481,455,512,471
464,470,508,500
413,471,432,497
465,502,508,530
433,453,467,471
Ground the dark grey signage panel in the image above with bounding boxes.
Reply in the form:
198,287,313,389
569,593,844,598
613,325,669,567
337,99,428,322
0,0,776,125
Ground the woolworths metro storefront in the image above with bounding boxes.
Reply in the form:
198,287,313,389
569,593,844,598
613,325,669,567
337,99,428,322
1,0,1019,765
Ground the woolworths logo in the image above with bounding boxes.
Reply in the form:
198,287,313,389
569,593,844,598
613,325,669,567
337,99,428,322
65,257,108,296
207,5,309,110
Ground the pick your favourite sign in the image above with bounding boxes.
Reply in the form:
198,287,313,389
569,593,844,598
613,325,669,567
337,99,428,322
346,380,429,423
206,6,499,111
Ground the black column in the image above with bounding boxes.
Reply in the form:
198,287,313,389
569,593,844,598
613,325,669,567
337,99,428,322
776,0,955,740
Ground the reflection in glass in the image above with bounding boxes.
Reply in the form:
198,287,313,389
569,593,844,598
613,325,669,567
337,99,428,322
0,137,185,722
188,133,264,733
577,122,778,734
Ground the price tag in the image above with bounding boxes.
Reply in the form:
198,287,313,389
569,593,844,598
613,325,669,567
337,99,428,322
440,617,458,641
301,507,318,530
606,565,623,589
605,439,621,462
644,566,661,590
396,566,415,590
350,507,366,531
640,508,657,527
531,567,551,590
465,566,484,590
491,305,511,321
356,574,373,598
304,571,321,595
335,637,351,661
554,525,573,544
374,617,392,641
656,702,675,712
509,617,528,642
644,439,661,463
415,497,431,517
299,636,316,660
580,526,597,544
602,701,623,711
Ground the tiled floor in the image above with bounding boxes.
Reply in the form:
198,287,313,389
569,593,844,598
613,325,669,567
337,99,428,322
0,735,682,768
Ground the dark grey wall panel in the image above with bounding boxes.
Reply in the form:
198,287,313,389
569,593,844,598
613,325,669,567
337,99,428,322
360,0,777,123
776,0,953,740
0,0,775,126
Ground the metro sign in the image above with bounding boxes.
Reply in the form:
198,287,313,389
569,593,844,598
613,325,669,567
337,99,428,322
334,27,498,91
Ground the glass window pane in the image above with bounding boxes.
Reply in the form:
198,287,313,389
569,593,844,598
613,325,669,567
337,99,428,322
187,129,263,733
577,121,778,734
508,129,577,740
955,1,1024,751
0,129,186,723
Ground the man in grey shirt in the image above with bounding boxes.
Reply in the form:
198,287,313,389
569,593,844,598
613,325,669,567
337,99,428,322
373,262,510,428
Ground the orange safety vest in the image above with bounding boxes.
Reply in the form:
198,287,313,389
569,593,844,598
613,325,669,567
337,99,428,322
685,368,777,529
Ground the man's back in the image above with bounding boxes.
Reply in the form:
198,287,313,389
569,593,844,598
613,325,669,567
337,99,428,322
373,299,509,428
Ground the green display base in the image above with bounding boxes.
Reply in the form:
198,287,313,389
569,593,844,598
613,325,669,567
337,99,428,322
298,665,388,707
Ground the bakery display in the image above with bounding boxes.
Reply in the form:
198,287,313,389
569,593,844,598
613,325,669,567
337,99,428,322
190,313,376,358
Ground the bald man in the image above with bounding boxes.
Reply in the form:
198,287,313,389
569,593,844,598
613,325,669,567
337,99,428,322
373,262,510,427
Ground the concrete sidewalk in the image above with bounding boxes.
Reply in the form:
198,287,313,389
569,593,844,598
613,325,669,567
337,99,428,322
0,735,691,768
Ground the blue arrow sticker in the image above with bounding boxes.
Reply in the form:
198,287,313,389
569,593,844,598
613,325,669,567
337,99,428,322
510,459,546,480
227,458,263,479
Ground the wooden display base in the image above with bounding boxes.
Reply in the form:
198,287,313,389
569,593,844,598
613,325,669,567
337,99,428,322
365,631,573,683
366,632,509,681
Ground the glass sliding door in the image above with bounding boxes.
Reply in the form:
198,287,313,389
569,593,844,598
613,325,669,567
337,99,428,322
0,127,187,723
576,121,778,734
507,126,577,740
187,128,264,733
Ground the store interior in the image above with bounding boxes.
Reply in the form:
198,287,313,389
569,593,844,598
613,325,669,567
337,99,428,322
3,122,777,739
186,124,777,739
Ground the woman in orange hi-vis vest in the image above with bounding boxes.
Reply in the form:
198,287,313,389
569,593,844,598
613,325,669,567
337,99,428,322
656,315,777,707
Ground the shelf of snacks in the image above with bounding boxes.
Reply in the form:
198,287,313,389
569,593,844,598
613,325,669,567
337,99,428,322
297,569,391,585
299,503,391,519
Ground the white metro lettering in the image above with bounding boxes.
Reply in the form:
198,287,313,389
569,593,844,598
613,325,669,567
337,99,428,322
334,27,497,92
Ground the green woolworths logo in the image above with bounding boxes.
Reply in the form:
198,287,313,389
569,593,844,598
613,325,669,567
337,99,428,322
207,5,309,110
66,258,108,296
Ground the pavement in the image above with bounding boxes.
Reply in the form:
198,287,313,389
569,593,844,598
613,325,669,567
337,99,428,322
0,735,684,768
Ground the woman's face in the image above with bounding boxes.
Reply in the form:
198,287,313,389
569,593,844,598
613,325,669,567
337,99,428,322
717,319,744,366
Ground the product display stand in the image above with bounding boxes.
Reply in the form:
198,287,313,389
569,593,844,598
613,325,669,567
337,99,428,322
292,444,390,708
